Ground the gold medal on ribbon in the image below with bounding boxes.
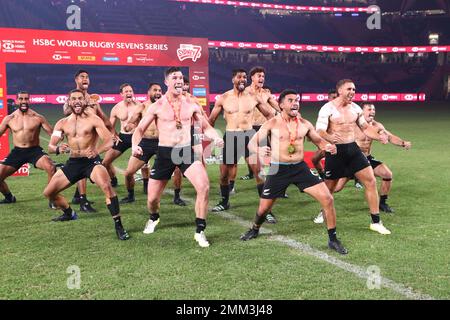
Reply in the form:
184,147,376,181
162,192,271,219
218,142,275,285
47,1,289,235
288,144,295,154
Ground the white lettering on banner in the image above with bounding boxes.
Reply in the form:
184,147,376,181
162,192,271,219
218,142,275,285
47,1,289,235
382,94,389,101
404,94,415,101
361,94,368,101
31,97,45,103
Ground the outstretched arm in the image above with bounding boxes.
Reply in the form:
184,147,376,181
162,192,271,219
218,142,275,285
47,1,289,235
267,93,281,113
39,115,54,136
131,107,156,157
360,119,388,144
93,116,113,156
48,119,69,154
0,115,12,136
379,123,411,149
306,120,337,154
124,103,145,132
194,107,223,147
248,119,271,158
256,101,275,120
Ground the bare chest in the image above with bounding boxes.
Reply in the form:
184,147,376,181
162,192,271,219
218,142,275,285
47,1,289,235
329,107,358,125
9,116,40,132
63,118,95,138
116,105,138,121
223,96,256,115
272,120,309,142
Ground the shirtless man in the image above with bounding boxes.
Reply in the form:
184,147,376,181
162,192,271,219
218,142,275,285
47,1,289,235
132,67,223,248
315,79,391,235
240,85,272,182
65,70,113,213
209,69,273,213
102,83,142,187
330,103,411,212
0,91,55,205
239,89,347,254
44,89,129,240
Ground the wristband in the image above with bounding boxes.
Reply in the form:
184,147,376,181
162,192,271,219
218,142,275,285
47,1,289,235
56,146,60,155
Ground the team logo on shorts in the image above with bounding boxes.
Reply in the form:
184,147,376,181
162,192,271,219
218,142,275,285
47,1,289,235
177,44,202,62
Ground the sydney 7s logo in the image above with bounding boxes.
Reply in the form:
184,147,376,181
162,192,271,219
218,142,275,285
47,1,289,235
177,44,202,62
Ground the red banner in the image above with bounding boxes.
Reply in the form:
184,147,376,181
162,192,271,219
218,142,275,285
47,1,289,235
210,93,426,103
0,28,210,168
7,92,427,104
174,0,373,13
208,41,450,54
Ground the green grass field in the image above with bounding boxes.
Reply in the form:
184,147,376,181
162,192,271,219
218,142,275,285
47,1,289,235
1,102,449,300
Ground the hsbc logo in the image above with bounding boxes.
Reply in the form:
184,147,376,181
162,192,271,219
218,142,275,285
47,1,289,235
361,94,368,101
53,54,62,61
238,42,245,48
382,94,389,101
192,75,206,81
56,96,67,104
3,42,14,50
256,43,263,48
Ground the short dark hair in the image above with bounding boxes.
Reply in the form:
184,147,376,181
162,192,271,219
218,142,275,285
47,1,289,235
336,79,354,91
120,83,132,93
278,89,298,104
148,82,161,90
69,89,84,97
164,67,182,78
16,90,29,98
74,69,89,78
249,66,265,77
362,102,374,109
183,76,189,84
232,68,246,77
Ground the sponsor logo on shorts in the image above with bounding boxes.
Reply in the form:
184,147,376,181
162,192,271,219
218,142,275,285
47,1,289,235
177,44,202,62
262,189,271,196
325,171,331,178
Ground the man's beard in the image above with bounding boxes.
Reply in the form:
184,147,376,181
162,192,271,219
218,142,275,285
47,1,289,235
19,104,29,113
